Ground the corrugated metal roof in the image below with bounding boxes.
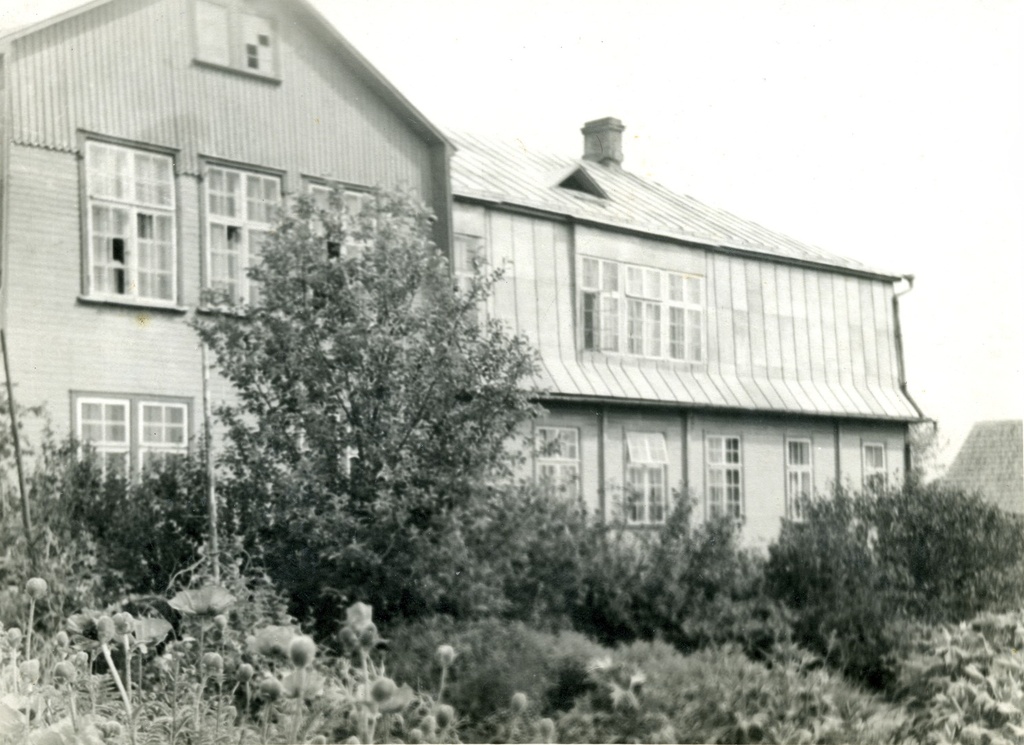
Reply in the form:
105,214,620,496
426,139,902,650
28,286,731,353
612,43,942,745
450,130,900,280
943,420,1024,514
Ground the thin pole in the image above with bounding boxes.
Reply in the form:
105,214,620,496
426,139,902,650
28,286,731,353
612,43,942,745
201,341,220,584
1,328,36,571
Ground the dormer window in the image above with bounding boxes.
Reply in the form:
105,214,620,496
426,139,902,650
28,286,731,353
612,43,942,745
195,1,278,78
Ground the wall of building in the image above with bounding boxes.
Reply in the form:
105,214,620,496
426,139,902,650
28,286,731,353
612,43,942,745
528,401,909,547
1,0,446,454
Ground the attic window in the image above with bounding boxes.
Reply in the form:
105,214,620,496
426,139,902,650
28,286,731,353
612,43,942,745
195,1,278,79
558,167,608,199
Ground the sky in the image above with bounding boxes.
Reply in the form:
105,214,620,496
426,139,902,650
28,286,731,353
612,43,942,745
3,0,1022,470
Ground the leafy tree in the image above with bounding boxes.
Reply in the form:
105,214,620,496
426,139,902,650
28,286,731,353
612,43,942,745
194,188,541,626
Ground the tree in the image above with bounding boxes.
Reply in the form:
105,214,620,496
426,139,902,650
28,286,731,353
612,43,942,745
194,188,542,625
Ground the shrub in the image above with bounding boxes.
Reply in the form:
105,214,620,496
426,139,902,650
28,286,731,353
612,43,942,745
765,483,1024,689
557,639,910,744
891,610,1024,744
384,615,606,741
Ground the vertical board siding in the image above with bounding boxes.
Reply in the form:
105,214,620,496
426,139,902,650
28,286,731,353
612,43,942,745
8,0,434,199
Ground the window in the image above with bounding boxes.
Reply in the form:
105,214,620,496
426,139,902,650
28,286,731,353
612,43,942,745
85,142,176,304
581,257,621,352
536,426,580,498
205,165,281,304
863,443,887,492
707,435,743,520
75,395,190,476
580,257,703,361
785,438,813,521
625,432,668,524
309,183,374,258
453,234,485,296
195,0,277,76
139,403,189,471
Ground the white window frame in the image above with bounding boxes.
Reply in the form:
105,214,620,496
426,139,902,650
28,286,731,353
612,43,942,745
580,256,704,362
581,257,621,352
194,0,279,77
76,396,131,479
204,164,281,304
138,402,190,472
84,141,177,305
75,394,191,478
863,442,887,493
706,434,743,520
625,431,669,525
535,426,580,499
785,438,813,522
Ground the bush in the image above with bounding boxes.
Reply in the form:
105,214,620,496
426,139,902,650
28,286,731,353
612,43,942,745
556,639,909,744
891,610,1024,744
384,615,607,741
766,483,1024,689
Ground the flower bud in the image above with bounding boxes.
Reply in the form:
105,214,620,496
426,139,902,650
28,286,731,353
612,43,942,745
6,628,22,645
214,614,228,631
259,677,283,702
54,660,77,684
113,612,134,637
19,659,40,683
288,635,317,668
237,663,255,683
358,623,378,649
510,691,528,714
435,644,456,668
338,627,359,650
96,616,115,644
25,578,48,600
420,715,437,735
55,630,70,648
435,703,455,729
97,721,123,739
74,651,89,667
537,717,556,742
370,677,396,703
408,729,424,742
201,652,224,675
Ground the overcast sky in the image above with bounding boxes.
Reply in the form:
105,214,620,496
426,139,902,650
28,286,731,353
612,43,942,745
3,0,1022,469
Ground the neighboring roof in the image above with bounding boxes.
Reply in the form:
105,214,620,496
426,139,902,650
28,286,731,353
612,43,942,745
943,420,1024,514
449,130,900,280
0,0,450,148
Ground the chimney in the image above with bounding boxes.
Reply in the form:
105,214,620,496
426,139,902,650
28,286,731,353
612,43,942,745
581,117,625,167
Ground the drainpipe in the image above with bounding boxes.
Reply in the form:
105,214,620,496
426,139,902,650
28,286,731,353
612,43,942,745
892,274,927,478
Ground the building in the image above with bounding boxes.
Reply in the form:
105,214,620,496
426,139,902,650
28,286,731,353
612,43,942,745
0,0,451,473
942,420,1023,514
451,119,923,545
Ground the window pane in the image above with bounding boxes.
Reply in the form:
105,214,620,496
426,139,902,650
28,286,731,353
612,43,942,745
645,269,661,299
627,299,644,354
726,438,741,464
669,306,685,359
685,276,702,305
686,309,703,361
582,258,599,290
241,13,273,72
208,169,239,217
600,297,619,351
88,143,130,201
582,292,598,350
196,1,230,65
707,437,724,464
788,440,810,466
91,205,129,295
668,273,684,302
134,152,173,206
645,302,661,356
601,261,618,292
626,266,643,297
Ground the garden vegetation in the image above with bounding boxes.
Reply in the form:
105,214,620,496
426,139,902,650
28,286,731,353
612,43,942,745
2,189,1023,744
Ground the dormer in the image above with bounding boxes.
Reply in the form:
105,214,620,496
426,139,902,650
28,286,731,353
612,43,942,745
557,166,608,199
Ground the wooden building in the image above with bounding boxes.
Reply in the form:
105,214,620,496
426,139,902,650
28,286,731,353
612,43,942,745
0,0,451,473
451,119,923,545
942,420,1023,514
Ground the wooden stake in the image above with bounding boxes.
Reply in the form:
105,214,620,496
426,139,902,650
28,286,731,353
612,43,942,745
1,328,36,571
